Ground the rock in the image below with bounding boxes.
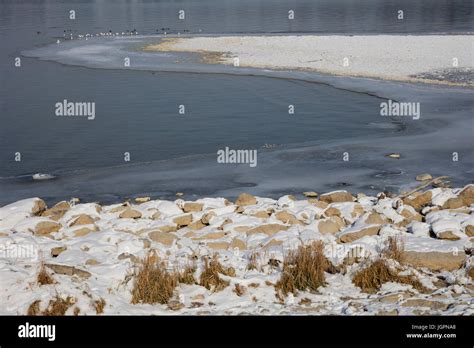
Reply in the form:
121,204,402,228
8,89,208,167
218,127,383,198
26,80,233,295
303,191,318,198
442,197,465,209
173,214,193,227
32,198,47,215
364,212,386,225
252,211,270,219
119,209,142,219
118,253,139,263
41,201,70,220
403,251,465,271
246,224,289,236
403,191,432,211
230,238,247,250
183,202,204,213
337,225,381,243
70,214,95,226
401,299,449,311
319,191,353,203
436,231,461,241
148,231,177,246
34,221,61,236
192,231,228,240
207,241,230,250
187,220,206,230
467,267,474,279
458,185,474,205
311,200,329,209
458,185,474,206
386,153,401,159
73,227,96,237
51,246,67,257
275,211,302,225
151,211,162,220
134,197,150,203
235,193,257,206
318,216,345,234
158,225,177,233
416,173,432,181
45,264,91,279
85,259,100,266
465,225,474,237
324,207,341,217
201,211,216,224
110,204,129,213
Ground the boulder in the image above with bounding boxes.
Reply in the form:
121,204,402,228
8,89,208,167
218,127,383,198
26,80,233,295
246,224,289,236
34,221,61,236
416,173,432,181
45,263,91,279
318,216,345,234
51,246,67,257
458,185,474,206
119,209,142,219
442,197,465,209
148,231,177,246
235,193,257,206
173,214,193,227
70,214,95,226
41,201,70,220
403,191,432,211
183,202,204,213
275,211,302,225
303,191,318,198
337,225,381,243
319,191,353,203
403,251,465,271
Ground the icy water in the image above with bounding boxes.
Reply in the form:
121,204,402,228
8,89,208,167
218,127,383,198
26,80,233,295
0,0,473,204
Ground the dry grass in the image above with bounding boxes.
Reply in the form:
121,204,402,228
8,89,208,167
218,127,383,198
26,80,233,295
275,241,331,296
43,295,74,316
199,254,233,292
93,298,106,314
131,253,178,305
177,263,196,285
383,236,405,263
247,252,260,271
27,300,41,315
233,283,246,296
37,262,54,286
353,259,426,293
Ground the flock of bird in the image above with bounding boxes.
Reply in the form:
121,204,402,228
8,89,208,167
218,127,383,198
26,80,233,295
56,27,195,40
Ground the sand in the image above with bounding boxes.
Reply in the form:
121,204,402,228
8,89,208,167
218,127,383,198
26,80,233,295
143,35,474,85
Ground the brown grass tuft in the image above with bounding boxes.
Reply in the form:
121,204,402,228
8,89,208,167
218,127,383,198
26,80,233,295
37,263,54,286
131,253,178,304
178,263,197,285
353,259,426,293
93,298,106,314
383,236,405,263
27,300,41,315
275,241,331,296
246,252,260,271
199,255,231,292
43,295,74,316
233,283,246,296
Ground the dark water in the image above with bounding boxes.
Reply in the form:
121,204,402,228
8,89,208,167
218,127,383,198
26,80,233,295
0,0,473,204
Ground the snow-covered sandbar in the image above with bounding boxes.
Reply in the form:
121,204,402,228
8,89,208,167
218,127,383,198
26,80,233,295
143,35,474,85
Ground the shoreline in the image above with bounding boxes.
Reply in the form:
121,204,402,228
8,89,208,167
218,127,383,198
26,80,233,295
1,184,473,315
142,35,474,87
